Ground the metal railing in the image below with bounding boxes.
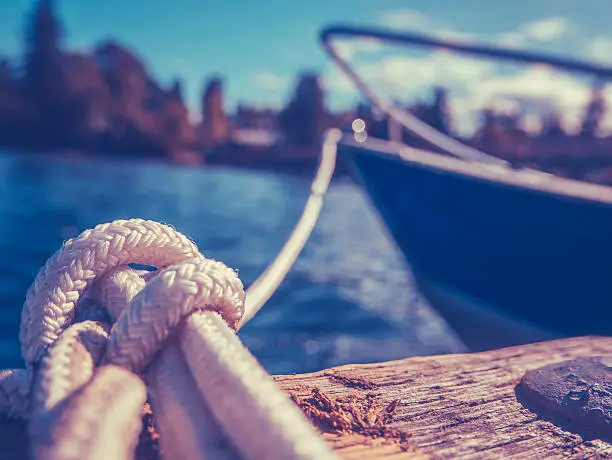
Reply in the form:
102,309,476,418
320,24,612,166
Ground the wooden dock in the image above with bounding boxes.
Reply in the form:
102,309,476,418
276,336,612,459
2,336,612,459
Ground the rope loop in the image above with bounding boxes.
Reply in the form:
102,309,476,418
10,219,247,420
20,218,201,367
22,218,246,375
104,256,245,373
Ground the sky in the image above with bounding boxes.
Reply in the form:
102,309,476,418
2,0,612,131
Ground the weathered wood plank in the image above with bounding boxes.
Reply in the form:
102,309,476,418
275,336,612,459
3,337,612,459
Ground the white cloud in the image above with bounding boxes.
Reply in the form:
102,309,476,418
252,72,289,91
439,67,593,135
517,16,570,42
324,10,594,134
432,29,477,44
325,51,494,97
493,31,527,48
376,9,569,48
325,45,597,135
322,67,355,94
335,38,383,59
377,9,429,31
586,36,612,64
468,66,589,129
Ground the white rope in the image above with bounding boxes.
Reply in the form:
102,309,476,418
0,129,343,458
0,369,29,419
32,320,111,415
0,218,339,459
147,340,239,460
30,365,147,460
95,267,236,460
181,311,336,460
103,256,245,372
20,219,201,367
95,258,334,459
241,128,342,325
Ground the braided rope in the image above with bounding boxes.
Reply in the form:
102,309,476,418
182,311,338,460
21,219,200,367
32,320,111,415
30,365,146,460
0,218,337,459
104,257,245,373
146,341,239,460
0,370,29,419
95,264,240,460
94,267,151,321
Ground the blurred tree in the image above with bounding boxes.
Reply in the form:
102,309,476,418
429,87,451,135
476,108,498,141
169,78,184,101
199,76,229,149
22,0,72,146
0,60,28,144
355,101,372,120
541,111,566,139
279,72,329,148
580,81,606,138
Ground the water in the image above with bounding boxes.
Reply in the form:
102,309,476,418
0,151,463,374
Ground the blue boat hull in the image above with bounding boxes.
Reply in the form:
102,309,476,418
341,137,612,350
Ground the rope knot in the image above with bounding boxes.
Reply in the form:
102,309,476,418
103,257,245,373
19,219,245,372
0,133,341,459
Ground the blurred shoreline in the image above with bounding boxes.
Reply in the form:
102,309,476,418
3,1,612,182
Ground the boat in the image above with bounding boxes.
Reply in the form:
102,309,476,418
320,25,612,351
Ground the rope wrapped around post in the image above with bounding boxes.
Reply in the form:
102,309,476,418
0,219,338,460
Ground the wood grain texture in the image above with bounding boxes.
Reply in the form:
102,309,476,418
3,337,612,459
275,336,612,459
